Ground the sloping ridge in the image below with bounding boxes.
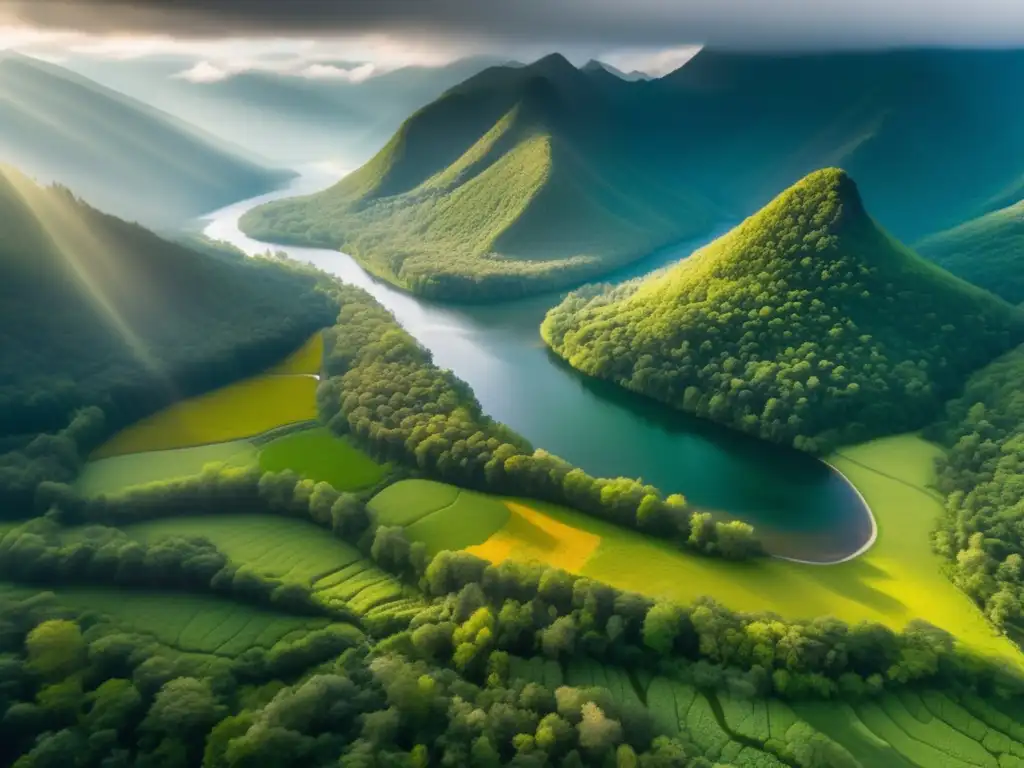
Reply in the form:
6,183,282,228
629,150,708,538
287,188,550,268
543,168,1024,452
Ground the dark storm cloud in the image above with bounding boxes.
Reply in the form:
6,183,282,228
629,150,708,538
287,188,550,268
4,0,1024,48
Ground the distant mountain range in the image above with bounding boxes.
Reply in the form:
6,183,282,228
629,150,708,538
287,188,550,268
542,168,1024,452
0,53,292,226
241,48,1024,300
59,54,516,167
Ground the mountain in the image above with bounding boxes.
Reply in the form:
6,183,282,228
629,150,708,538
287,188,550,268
656,48,1024,241
59,55,511,166
0,53,292,225
542,169,1024,453
0,165,337,437
240,53,719,301
239,49,1024,301
581,59,651,81
915,199,1024,304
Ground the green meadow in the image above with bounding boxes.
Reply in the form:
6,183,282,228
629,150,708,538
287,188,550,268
10,585,334,657
258,426,388,491
75,439,258,496
367,479,510,552
122,514,422,618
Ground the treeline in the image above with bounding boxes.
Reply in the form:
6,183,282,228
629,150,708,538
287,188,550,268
0,517,354,624
542,169,1024,455
316,282,761,560
928,343,1024,633
0,174,338,436
29,461,1010,701
367,529,1020,703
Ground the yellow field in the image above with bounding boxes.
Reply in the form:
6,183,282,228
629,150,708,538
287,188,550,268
457,435,1019,663
266,331,324,375
466,502,600,572
93,375,317,457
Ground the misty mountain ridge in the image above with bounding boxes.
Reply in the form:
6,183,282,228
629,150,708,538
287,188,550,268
0,52,291,226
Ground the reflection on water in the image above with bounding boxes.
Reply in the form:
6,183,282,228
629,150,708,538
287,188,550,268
202,169,872,562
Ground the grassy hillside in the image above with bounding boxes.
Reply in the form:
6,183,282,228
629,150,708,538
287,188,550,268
916,199,1024,303
0,52,291,225
241,53,718,301
0,167,337,437
544,169,1024,453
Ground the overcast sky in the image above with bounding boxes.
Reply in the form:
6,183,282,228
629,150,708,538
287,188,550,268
2,0,1024,79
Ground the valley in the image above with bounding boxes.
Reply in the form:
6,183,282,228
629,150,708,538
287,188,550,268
2,33,1024,768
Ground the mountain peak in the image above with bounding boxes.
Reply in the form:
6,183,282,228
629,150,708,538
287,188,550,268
525,52,579,77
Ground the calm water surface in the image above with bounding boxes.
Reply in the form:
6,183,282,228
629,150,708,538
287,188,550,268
203,168,872,562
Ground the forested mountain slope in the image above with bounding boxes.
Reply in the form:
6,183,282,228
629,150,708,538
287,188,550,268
0,53,291,225
240,53,719,301
60,54,509,166
543,169,1024,453
0,167,337,436
916,199,1024,304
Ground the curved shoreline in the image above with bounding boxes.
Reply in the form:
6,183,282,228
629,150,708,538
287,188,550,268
772,458,878,566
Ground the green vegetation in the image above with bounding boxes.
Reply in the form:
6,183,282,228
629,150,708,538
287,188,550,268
0,166,337,438
916,199,1024,303
929,343,1024,634
369,479,511,552
34,587,335,657
0,52,291,225
543,169,1024,454
75,440,258,496
317,281,759,558
241,53,717,301
259,426,387,491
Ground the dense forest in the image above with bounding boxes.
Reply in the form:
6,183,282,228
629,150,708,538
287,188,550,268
241,49,1024,302
916,199,1024,304
0,52,291,226
929,343,1024,634
543,169,1024,454
0,167,338,438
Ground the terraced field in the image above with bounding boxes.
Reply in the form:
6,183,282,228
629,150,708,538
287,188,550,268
23,586,336,656
509,653,1024,767
368,479,511,552
75,439,258,495
123,514,424,620
259,427,388,491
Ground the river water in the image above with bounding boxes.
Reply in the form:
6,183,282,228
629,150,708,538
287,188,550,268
202,168,872,563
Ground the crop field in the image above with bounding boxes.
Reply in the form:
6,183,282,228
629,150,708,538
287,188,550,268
368,479,511,552
93,374,318,457
123,514,422,619
76,439,258,495
466,501,601,572
259,427,387,491
31,586,333,656
266,331,323,375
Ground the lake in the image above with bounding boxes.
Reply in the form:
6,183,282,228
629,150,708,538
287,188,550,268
202,168,873,563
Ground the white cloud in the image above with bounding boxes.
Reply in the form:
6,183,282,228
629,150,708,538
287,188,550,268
174,60,231,83
300,63,376,81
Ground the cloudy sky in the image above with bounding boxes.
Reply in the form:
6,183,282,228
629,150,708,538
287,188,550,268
2,0,1024,80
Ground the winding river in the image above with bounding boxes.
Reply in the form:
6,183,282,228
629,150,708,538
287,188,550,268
202,167,873,563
